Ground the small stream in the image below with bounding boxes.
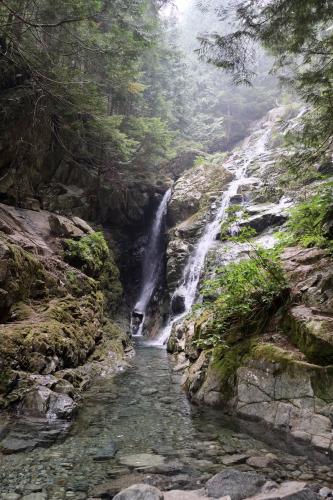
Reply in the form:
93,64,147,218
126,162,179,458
1,343,331,498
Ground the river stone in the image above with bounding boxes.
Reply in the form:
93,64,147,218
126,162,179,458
319,488,332,498
246,456,277,468
118,453,165,467
141,388,158,396
0,436,38,454
21,494,47,500
248,481,320,500
113,484,163,500
221,453,249,466
206,469,265,500
164,490,220,499
94,441,118,461
47,392,77,419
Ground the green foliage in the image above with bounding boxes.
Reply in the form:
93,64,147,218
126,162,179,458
124,116,175,165
220,205,250,240
0,0,178,196
64,232,109,278
194,248,286,349
278,183,333,251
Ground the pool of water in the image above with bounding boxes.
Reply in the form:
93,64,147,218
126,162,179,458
0,343,332,498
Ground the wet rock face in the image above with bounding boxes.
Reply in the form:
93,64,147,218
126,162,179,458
235,361,333,455
171,244,333,457
206,469,266,499
164,106,333,459
171,293,186,315
167,163,233,228
165,162,233,295
281,247,333,364
0,202,130,440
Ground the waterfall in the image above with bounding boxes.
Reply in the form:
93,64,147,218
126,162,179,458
153,124,271,346
132,189,171,336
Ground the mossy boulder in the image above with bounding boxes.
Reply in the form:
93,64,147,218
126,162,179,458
0,294,104,374
64,232,123,312
0,240,51,316
284,305,333,365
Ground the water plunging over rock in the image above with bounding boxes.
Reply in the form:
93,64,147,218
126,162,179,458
154,124,272,346
131,189,171,336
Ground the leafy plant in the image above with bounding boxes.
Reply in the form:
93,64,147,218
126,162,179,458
220,205,248,240
278,183,333,251
195,247,286,349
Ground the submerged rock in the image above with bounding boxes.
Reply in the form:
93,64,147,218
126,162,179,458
118,453,165,468
94,440,118,461
0,436,38,454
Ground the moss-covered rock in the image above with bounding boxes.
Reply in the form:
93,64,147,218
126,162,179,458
64,232,123,312
0,240,50,316
285,305,333,365
0,294,104,374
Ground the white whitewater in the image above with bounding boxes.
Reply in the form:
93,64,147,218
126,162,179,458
154,123,271,346
132,189,171,336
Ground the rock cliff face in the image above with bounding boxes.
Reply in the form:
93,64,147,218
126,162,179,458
0,202,131,451
165,106,333,459
166,157,233,294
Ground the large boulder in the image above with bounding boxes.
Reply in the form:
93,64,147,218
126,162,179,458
205,469,265,500
113,484,164,500
48,214,84,239
285,305,333,364
248,481,320,500
166,240,190,291
239,203,288,235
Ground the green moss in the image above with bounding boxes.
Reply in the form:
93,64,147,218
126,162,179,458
211,340,253,401
91,320,129,361
9,302,33,321
311,366,333,402
4,243,47,304
64,232,123,311
64,232,109,278
285,313,333,365
250,343,299,369
0,293,105,372
0,371,10,394
99,255,123,313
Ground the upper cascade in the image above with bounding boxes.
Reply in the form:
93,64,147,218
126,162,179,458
154,114,281,346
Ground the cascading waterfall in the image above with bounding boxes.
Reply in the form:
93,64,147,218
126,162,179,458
154,124,271,346
131,189,171,336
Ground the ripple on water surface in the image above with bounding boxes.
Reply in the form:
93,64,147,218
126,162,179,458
0,344,332,498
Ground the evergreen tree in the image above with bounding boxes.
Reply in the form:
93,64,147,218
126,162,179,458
198,0,333,166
